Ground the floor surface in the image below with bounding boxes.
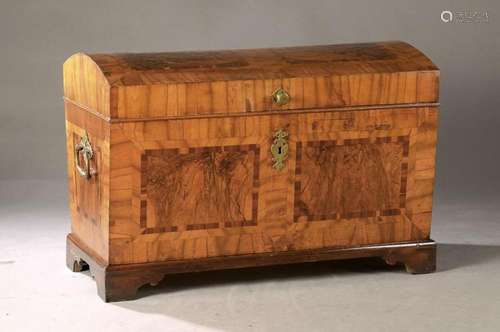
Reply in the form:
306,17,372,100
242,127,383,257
1,180,499,332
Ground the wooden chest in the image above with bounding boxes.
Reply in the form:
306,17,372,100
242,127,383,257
64,41,439,302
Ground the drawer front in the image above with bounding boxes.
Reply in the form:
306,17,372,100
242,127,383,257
108,107,438,264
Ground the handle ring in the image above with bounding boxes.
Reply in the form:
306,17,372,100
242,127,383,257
74,131,95,179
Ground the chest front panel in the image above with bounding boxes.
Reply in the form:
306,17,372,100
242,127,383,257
108,106,437,264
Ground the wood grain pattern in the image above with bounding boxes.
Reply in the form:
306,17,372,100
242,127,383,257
105,107,437,264
90,42,437,86
64,41,438,120
67,234,436,302
65,101,110,262
73,132,102,224
110,72,438,119
294,136,409,223
64,41,440,301
140,145,259,233
63,53,111,119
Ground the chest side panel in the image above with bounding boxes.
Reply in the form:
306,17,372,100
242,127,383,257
63,53,111,119
65,101,110,262
108,107,437,265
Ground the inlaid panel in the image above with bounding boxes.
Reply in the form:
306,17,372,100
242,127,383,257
140,145,260,234
294,136,409,223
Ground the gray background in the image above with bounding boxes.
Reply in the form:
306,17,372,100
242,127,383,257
1,0,500,199
1,1,499,331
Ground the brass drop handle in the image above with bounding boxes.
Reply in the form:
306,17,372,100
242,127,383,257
270,129,289,171
272,88,291,106
74,131,96,179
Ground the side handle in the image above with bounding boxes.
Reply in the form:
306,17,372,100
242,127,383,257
74,131,96,179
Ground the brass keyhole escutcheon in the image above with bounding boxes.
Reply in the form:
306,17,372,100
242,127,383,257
270,129,289,171
272,88,291,106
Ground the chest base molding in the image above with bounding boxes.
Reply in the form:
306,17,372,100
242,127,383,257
66,233,436,302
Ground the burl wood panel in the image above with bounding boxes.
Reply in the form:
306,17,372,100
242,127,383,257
64,42,438,120
294,136,409,223
140,145,259,234
107,107,438,265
